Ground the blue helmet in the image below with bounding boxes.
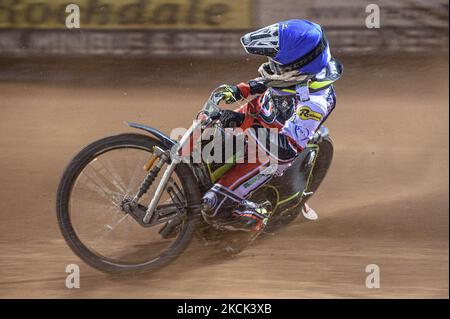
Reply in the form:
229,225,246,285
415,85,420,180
241,19,331,75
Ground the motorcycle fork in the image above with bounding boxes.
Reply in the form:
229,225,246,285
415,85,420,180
132,146,170,204
142,120,202,224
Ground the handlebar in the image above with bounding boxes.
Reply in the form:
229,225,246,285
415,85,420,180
200,83,252,126
200,87,226,122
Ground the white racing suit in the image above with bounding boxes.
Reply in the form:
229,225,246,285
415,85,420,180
202,59,342,232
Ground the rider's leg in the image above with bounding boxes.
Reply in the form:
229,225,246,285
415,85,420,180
202,132,297,232
202,161,274,232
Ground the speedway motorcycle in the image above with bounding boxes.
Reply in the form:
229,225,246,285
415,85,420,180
56,87,333,273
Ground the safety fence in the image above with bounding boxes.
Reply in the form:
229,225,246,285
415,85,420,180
0,0,448,57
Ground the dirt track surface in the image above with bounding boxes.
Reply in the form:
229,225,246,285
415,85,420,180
0,56,448,298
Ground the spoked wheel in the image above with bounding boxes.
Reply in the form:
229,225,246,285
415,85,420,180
264,135,334,232
56,133,201,273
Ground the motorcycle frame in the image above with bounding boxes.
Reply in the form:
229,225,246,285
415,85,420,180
127,121,330,222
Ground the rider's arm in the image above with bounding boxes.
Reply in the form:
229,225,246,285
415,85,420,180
236,79,267,99
280,94,330,150
219,79,266,129
222,79,267,103
232,97,261,130
219,95,261,129
233,78,268,129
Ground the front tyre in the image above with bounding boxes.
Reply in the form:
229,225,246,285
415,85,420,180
56,133,201,274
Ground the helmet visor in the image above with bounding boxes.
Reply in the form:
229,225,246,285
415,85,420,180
240,24,279,58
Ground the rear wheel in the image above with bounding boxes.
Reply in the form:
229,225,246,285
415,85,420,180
307,135,334,194
265,135,334,231
56,133,201,273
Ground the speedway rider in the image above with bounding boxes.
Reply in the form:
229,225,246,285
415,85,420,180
201,19,343,234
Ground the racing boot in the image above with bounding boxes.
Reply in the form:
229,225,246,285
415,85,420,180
301,202,318,220
225,200,272,233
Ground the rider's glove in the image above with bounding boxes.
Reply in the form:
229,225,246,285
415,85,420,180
219,84,242,104
219,110,245,128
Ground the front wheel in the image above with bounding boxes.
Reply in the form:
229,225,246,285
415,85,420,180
56,133,201,273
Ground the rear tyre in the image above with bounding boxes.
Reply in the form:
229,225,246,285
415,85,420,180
307,135,334,194
265,135,334,231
